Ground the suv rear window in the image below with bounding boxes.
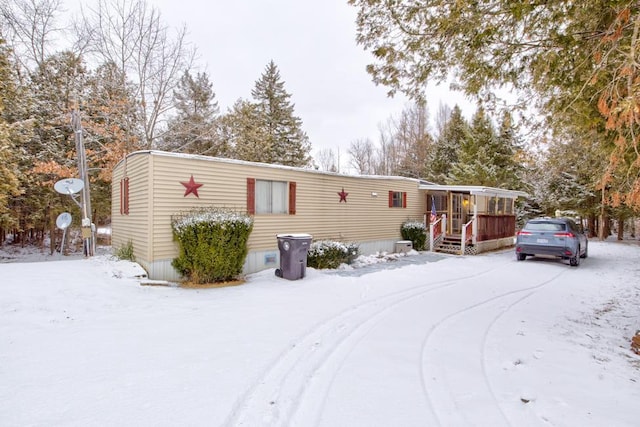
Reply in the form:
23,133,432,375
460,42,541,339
525,222,565,231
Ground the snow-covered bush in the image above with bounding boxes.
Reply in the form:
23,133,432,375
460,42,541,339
307,240,359,269
401,220,426,251
171,208,253,283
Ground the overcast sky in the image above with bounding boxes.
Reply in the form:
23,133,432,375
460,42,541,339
74,0,474,162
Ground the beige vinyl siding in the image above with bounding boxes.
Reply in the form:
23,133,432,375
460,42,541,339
251,173,423,249
113,151,428,279
143,152,425,260
149,155,252,260
111,153,152,263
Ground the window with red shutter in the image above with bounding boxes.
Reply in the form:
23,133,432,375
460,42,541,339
388,191,406,208
250,179,295,214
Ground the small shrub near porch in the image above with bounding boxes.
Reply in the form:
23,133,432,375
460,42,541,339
307,241,359,269
401,220,426,251
171,208,253,284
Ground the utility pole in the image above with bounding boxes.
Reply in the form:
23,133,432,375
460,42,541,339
71,108,94,256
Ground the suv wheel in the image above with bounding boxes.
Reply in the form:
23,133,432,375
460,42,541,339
569,248,581,267
580,243,588,259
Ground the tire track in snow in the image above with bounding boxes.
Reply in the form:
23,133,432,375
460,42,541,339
479,283,557,426
223,262,509,427
419,267,567,427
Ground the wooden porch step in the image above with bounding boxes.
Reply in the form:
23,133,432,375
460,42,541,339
435,244,463,254
441,236,461,244
434,236,462,254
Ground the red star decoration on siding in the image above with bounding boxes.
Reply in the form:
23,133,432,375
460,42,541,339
338,188,348,203
181,175,203,198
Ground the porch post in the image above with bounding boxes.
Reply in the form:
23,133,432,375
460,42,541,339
429,222,435,252
442,214,447,238
461,226,466,256
472,195,478,245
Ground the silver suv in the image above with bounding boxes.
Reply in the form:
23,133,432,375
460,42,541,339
515,217,588,266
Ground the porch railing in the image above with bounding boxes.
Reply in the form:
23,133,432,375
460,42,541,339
460,217,474,255
429,214,446,252
476,215,516,241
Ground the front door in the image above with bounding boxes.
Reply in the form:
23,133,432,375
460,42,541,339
450,193,470,234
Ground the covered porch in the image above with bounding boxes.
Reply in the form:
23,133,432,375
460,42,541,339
418,183,528,255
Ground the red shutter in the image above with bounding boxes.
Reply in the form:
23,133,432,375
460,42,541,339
247,178,255,215
120,177,130,215
388,191,393,208
402,192,407,208
124,178,130,214
289,181,297,215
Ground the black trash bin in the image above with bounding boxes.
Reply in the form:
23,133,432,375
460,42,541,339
275,234,312,280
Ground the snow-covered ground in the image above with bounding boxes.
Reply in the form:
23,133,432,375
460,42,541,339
1,240,639,426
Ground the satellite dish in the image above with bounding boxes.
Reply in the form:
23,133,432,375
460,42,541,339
56,212,72,230
54,178,84,195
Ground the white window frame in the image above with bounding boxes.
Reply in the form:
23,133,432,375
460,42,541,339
256,180,288,214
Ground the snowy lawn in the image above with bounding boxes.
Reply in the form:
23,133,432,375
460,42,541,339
1,241,639,426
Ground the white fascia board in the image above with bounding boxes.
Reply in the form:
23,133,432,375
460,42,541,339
418,184,528,199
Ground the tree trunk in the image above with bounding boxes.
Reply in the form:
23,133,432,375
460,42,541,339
617,214,624,240
603,213,612,239
588,214,597,238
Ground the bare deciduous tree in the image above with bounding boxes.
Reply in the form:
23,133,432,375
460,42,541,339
348,138,376,175
433,102,451,140
393,102,433,178
77,0,195,148
373,118,398,176
0,0,64,70
314,147,339,172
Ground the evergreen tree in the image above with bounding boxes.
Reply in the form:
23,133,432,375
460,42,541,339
495,110,525,190
0,39,21,237
163,70,225,156
17,51,85,244
538,130,603,218
82,61,144,224
28,51,84,170
250,60,311,167
83,61,144,174
427,105,468,183
349,1,640,210
220,99,269,163
447,107,497,186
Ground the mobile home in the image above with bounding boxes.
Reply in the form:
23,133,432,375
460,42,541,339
112,151,526,281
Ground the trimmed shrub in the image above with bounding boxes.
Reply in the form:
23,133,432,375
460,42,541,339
171,208,253,283
401,220,426,251
307,240,359,269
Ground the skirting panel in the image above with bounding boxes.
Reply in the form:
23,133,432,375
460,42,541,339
142,238,401,280
476,236,516,253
